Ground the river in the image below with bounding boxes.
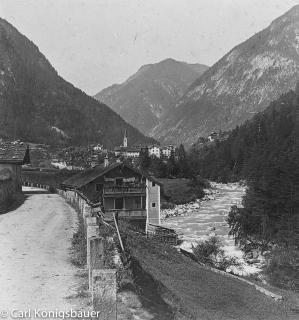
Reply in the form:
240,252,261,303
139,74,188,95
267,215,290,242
161,182,262,275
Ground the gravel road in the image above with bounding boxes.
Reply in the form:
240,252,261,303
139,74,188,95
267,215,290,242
0,187,81,312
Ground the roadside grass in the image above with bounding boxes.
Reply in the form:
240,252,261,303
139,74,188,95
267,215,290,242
120,227,294,320
70,204,86,268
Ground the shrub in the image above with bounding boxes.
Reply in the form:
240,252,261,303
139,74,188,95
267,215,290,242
192,236,241,271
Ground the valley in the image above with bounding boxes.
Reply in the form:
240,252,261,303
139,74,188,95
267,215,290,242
0,2,299,319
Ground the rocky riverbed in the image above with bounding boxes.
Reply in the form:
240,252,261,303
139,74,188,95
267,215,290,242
161,182,265,276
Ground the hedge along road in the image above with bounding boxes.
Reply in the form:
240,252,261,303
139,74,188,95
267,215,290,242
0,187,83,312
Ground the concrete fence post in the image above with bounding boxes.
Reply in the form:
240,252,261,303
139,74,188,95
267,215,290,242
92,269,117,320
84,206,93,226
89,237,104,290
87,224,99,270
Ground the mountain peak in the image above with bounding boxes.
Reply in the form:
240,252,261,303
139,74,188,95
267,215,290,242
283,4,299,16
152,5,299,146
158,58,179,65
269,4,299,31
94,59,209,135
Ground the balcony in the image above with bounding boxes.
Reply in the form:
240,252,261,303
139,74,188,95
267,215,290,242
103,184,146,196
104,209,146,220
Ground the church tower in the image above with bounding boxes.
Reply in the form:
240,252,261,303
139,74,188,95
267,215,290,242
123,129,128,148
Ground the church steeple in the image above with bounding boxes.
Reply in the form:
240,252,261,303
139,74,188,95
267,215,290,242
123,129,128,147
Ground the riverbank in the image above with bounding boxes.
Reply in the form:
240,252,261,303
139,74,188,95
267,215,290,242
120,228,295,320
161,182,266,276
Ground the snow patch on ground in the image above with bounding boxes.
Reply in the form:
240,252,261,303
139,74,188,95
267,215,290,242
51,126,68,138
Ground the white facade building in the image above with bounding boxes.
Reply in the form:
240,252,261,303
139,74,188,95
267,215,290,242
148,145,161,158
161,145,175,158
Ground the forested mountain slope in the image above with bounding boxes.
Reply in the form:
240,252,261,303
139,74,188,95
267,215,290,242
0,18,155,147
192,87,299,286
193,87,299,182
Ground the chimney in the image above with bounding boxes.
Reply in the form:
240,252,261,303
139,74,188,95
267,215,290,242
104,154,109,167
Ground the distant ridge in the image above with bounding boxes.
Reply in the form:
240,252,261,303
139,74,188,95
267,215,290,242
0,18,155,147
94,58,208,135
152,5,299,146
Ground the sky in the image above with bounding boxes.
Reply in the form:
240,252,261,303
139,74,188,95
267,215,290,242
0,0,299,95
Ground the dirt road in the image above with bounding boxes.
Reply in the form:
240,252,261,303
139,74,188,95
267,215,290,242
0,187,81,311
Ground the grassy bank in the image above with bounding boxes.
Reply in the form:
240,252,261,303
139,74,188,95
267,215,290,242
69,200,87,268
120,227,294,320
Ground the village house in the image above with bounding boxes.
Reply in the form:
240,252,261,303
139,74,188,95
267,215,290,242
93,144,103,152
161,145,175,158
61,160,161,230
148,145,161,158
0,142,30,203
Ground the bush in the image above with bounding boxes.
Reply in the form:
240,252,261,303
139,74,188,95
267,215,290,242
192,236,241,271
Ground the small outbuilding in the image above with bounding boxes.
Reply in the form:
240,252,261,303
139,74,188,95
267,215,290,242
0,142,30,203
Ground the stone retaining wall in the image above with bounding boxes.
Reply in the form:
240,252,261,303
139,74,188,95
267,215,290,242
57,189,117,319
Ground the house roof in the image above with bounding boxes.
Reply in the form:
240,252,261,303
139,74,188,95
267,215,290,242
62,162,162,189
0,142,30,164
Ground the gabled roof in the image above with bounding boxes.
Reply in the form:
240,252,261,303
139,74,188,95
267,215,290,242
0,142,30,164
61,162,162,189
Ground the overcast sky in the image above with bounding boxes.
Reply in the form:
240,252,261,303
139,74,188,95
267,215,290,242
0,0,298,95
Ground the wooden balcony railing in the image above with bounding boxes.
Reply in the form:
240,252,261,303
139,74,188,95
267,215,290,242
103,185,146,194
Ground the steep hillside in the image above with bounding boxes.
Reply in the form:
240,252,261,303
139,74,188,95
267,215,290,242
94,58,208,135
153,5,299,145
191,86,299,290
0,18,155,147
191,85,299,181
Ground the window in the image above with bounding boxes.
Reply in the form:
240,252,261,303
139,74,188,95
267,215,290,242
115,198,123,209
152,202,156,208
95,184,103,192
135,197,141,209
115,178,123,186
152,182,156,187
